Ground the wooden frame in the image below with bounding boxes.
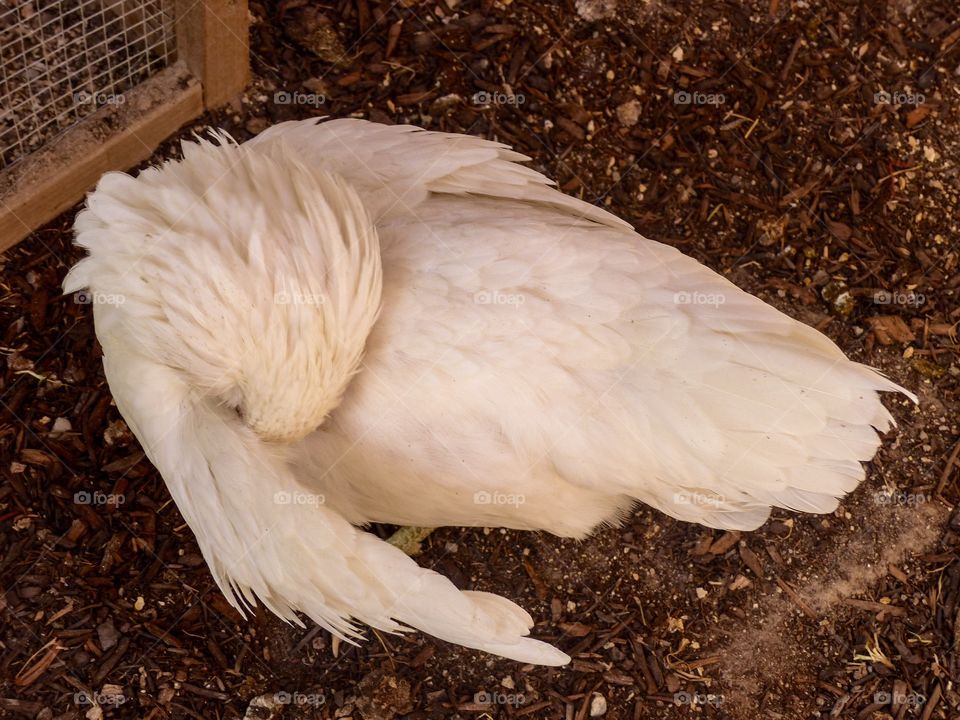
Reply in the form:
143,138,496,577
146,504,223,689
0,0,249,253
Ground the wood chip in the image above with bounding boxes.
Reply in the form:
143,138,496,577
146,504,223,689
558,622,593,638
708,530,740,555
14,641,62,687
739,544,765,577
867,316,916,345
775,577,817,619
906,104,932,128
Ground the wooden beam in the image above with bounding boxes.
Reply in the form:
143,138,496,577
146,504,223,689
175,0,250,109
0,63,203,253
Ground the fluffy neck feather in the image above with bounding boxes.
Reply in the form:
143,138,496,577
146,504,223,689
65,134,383,442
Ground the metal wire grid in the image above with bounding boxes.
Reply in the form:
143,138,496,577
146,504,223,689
0,0,176,170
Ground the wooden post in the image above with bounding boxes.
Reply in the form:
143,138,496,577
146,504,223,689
175,0,249,109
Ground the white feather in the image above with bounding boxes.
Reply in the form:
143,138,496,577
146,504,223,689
64,118,913,665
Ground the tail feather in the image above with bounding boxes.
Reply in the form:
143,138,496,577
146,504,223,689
623,248,915,531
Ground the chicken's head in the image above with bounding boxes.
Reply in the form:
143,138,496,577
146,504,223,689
65,134,383,444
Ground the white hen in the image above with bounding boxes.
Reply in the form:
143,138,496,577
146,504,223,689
64,118,912,666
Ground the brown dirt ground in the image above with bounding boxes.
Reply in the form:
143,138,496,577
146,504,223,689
3,0,960,719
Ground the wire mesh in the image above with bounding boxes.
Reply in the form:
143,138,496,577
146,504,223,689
0,0,176,170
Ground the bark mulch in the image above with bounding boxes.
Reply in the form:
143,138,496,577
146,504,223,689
2,0,960,718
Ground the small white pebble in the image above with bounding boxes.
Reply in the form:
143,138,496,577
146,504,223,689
616,99,641,127
52,417,72,433
590,693,608,717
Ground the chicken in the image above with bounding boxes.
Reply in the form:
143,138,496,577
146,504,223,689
64,118,913,665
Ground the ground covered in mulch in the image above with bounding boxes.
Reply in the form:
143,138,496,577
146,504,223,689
3,0,960,718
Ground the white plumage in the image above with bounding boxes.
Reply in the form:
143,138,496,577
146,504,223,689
64,118,912,665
